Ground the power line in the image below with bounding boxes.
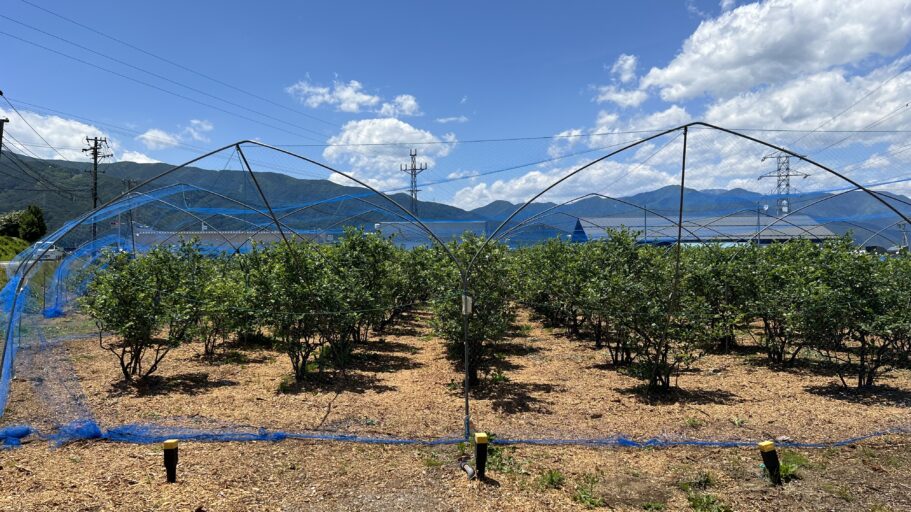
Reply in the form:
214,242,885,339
19,0,339,129
2,93,69,160
10,95,911,151
0,30,327,143
0,14,333,140
0,142,87,197
789,58,911,146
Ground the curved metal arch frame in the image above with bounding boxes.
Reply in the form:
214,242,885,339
1,139,475,439
472,122,911,272
492,192,715,245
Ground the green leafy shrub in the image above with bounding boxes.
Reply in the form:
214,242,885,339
81,242,206,381
430,233,515,386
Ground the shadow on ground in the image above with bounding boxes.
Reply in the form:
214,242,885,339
805,383,911,407
109,372,239,397
616,384,740,405
472,381,562,414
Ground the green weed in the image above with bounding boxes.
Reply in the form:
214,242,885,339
572,473,606,508
686,492,731,512
537,468,565,489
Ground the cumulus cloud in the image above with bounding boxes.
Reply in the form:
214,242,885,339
451,159,680,209
136,128,180,150
184,119,214,142
642,0,911,101
720,0,736,11
120,150,159,164
286,79,381,113
547,128,584,158
378,94,422,117
595,86,648,108
0,107,166,168
286,78,422,117
0,107,108,160
323,118,456,189
610,54,638,84
135,119,215,150
705,58,911,133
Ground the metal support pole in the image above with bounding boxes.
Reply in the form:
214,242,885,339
461,271,472,440
0,117,9,160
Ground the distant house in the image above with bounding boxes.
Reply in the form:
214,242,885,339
577,214,837,245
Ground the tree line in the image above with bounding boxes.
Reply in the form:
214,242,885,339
80,228,911,393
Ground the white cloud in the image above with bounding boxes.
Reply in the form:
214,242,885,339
323,118,456,189
378,94,422,117
451,159,680,209
705,58,911,134
547,128,584,158
595,86,648,108
0,107,107,160
120,150,159,164
184,119,214,142
135,119,215,150
286,79,381,113
642,0,911,101
610,54,638,83
136,128,180,150
720,0,736,11
435,115,469,124
460,95,469,104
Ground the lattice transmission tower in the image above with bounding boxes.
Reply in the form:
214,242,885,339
400,148,427,215
759,153,809,216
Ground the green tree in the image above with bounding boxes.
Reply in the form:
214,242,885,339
250,241,325,382
81,242,205,381
750,240,819,366
431,233,515,386
196,257,245,357
605,237,710,391
810,241,911,388
684,244,757,352
17,205,47,242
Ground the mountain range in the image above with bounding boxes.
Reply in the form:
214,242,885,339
2,152,910,247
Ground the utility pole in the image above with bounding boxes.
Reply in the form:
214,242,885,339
123,179,137,254
400,148,427,215
759,153,809,217
0,117,9,160
83,136,112,244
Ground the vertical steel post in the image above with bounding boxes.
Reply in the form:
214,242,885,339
461,270,471,440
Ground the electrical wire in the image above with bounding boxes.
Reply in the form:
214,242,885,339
19,0,339,129
2,95,69,160
0,30,326,144
0,14,332,140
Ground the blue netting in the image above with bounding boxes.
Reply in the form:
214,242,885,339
3,135,911,453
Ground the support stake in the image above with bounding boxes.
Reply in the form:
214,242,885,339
163,439,179,483
759,440,781,485
475,432,488,480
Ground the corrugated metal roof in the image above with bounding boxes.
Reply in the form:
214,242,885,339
579,215,837,242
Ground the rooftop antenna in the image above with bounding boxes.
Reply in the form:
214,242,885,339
400,148,427,216
759,153,809,216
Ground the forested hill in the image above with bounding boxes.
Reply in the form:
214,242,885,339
1,153,910,246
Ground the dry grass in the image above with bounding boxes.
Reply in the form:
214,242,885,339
2,309,911,510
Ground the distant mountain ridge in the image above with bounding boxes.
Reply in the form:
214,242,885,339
1,154,909,247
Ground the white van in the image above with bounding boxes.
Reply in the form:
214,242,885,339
32,241,62,260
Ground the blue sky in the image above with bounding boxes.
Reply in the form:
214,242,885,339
4,0,911,208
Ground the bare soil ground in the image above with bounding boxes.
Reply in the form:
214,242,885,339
2,309,911,510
